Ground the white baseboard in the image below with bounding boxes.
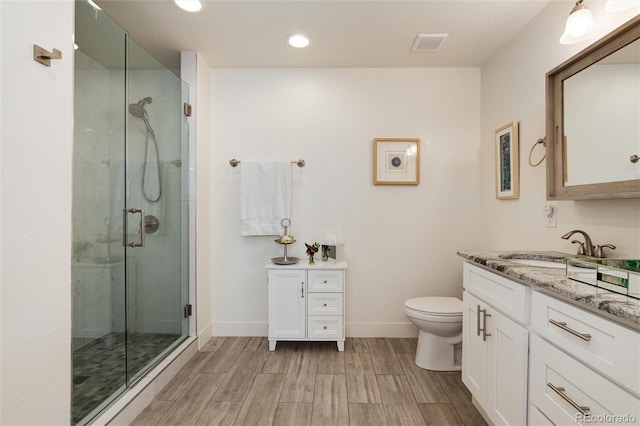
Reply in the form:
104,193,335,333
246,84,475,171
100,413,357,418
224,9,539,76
209,320,417,338
197,322,213,349
346,321,418,338
211,321,268,336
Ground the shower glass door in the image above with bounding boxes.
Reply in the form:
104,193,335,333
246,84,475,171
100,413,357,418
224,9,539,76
123,35,190,384
72,1,189,424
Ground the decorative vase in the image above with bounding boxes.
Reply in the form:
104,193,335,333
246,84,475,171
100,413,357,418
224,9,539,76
309,255,315,264
321,245,329,261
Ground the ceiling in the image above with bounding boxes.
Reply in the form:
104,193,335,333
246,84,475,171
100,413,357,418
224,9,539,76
95,0,555,71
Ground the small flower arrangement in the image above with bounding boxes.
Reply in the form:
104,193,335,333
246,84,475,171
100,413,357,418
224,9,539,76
322,244,330,261
305,242,320,264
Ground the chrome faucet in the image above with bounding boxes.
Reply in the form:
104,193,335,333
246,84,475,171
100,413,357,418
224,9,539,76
561,230,595,257
561,230,617,258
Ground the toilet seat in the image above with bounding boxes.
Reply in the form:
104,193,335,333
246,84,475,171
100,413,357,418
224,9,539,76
404,297,462,316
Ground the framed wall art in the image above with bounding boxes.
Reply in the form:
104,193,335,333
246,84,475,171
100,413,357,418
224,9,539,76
495,122,519,199
373,138,420,185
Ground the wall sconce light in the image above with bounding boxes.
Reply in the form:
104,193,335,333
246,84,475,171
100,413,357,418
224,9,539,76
560,0,595,44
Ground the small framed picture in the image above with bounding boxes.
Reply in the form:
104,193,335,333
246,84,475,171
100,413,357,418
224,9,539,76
373,138,420,185
495,122,519,199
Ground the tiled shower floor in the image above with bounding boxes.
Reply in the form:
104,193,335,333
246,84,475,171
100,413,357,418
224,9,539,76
72,332,181,424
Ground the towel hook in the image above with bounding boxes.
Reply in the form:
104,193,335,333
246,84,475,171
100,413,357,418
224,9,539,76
33,45,62,67
528,137,546,167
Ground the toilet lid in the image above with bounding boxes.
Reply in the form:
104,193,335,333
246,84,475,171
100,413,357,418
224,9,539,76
404,297,462,315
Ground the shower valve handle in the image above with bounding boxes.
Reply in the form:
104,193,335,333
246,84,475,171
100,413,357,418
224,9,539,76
126,208,146,248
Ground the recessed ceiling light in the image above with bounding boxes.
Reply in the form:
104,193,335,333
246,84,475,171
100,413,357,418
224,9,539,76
174,0,202,13
287,34,310,48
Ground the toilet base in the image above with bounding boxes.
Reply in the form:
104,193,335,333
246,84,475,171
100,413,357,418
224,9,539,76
414,330,462,371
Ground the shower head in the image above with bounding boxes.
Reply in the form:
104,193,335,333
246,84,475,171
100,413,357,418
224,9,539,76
128,96,153,119
128,103,147,119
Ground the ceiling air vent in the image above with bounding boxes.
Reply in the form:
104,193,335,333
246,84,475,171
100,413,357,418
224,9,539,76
411,34,448,52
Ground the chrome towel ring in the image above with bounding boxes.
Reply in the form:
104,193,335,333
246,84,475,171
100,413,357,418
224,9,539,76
528,138,546,167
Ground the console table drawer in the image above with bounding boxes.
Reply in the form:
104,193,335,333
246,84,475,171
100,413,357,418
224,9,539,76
308,293,343,316
308,270,344,292
308,315,343,339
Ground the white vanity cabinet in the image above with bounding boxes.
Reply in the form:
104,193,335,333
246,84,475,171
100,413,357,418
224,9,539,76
462,262,530,426
529,292,640,425
266,262,347,352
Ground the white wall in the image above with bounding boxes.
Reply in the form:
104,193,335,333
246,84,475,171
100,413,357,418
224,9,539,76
0,0,74,423
195,53,213,345
181,51,214,347
210,68,482,337
480,2,640,257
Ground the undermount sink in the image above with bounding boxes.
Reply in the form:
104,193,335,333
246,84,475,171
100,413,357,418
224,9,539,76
507,259,566,269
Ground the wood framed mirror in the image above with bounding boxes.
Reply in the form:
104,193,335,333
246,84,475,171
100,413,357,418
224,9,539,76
546,14,640,200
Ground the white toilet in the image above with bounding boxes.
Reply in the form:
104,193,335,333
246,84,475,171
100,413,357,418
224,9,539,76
403,296,463,371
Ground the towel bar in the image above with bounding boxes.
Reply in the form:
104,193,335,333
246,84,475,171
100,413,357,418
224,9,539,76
229,159,305,167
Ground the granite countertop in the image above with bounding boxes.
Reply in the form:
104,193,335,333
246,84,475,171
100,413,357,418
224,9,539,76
458,250,640,331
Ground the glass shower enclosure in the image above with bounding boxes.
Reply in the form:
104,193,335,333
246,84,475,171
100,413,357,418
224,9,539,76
72,1,189,424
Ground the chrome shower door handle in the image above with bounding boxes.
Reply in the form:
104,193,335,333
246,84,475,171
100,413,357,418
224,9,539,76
127,208,146,248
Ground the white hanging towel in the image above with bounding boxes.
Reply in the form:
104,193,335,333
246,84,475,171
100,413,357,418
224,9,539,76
240,159,292,236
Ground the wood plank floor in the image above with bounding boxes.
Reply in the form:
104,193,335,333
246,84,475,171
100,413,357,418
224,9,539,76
132,337,487,426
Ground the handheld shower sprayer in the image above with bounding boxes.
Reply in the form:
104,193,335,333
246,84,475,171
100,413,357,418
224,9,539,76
128,96,162,203
128,96,153,119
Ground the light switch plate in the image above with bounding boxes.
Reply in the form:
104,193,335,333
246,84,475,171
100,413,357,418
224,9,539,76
544,204,556,228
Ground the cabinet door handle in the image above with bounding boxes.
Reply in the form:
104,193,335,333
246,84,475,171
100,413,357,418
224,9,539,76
301,282,304,298
549,319,591,341
547,383,591,416
481,309,491,341
477,306,491,341
323,280,328,284
323,303,327,307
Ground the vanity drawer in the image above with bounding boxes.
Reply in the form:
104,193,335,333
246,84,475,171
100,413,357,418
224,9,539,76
308,270,344,292
463,262,530,324
528,405,554,426
307,315,343,339
308,293,343,316
532,291,640,396
530,335,640,425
